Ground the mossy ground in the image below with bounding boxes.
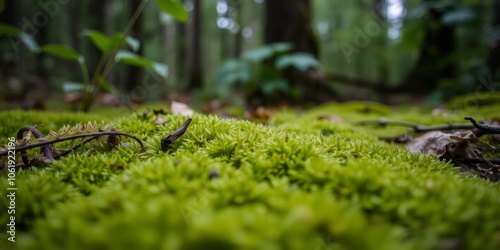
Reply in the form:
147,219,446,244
0,101,499,250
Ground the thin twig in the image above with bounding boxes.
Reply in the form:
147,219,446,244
0,131,144,157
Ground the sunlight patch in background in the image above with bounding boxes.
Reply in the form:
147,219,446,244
387,0,405,39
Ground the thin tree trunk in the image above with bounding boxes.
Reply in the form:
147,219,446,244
87,0,107,77
401,0,457,96
232,0,243,58
0,0,19,82
264,0,319,56
188,0,203,89
262,0,335,105
126,0,144,92
176,0,188,90
487,0,500,82
373,0,389,84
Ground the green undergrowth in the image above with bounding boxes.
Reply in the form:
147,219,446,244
0,102,499,250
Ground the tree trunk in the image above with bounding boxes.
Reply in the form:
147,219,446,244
373,0,389,84
401,0,457,96
175,0,188,90
188,0,203,89
87,0,107,77
264,0,318,56
487,0,500,82
232,0,243,58
126,0,144,92
262,0,335,105
0,0,19,82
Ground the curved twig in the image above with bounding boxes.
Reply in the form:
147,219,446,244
464,116,500,137
0,131,144,158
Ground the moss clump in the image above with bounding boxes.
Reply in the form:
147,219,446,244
1,103,499,250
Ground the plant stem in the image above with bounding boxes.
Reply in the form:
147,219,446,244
83,0,150,112
79,60,91,110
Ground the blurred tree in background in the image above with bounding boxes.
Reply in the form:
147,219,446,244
0,0,497,110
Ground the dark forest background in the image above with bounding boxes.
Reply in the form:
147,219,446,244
0,0,499,111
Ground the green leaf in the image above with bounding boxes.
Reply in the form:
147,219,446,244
155,0,189,22
0,0,4,13
109,33,126,50
81,29,111,54
0,23,20,36
20,33,39,52
261,79,288,95
41,44,82,62
115,50,152,68
152,62,169,78
125,36,141,52
270,43,293,53
242,43,293,62
442,9,475,25
62,81,94,93
97,77,114,93
275,53,320,71
243,46,274,62
82,30,139,54
402,20,425,52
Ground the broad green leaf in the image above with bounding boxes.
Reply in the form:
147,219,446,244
0,23,20,36
62,81,94,93
82,30,137,54
270,43,293,53
41,44,82,62
152,62,169,78
243,43,293,62
275,53,320,71
155,0,189,22
20,32,39,52
115,50,152,68
109,33,126,51
217,60,251,86
261,79,288,95
243,47,274,62
81,29,111,54
0,0,4,13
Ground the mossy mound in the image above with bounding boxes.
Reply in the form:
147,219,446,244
0,103,499,250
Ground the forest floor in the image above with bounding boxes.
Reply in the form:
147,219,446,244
0,97,499,249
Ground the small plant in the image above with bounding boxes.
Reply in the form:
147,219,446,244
0,0,189,112
214,43,321,101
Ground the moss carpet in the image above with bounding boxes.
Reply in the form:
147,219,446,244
0,101,499,250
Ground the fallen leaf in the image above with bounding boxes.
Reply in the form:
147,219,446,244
171,101,194,116
155,117,167,125
405,130,484,158
318,114,343,123
161,118,193,151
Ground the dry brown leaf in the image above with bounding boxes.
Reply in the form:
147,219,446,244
171,101,194,116
318,114,343,123
405,130,481,158
155,117,167,125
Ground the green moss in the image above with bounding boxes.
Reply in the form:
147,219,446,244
1,103,499,249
